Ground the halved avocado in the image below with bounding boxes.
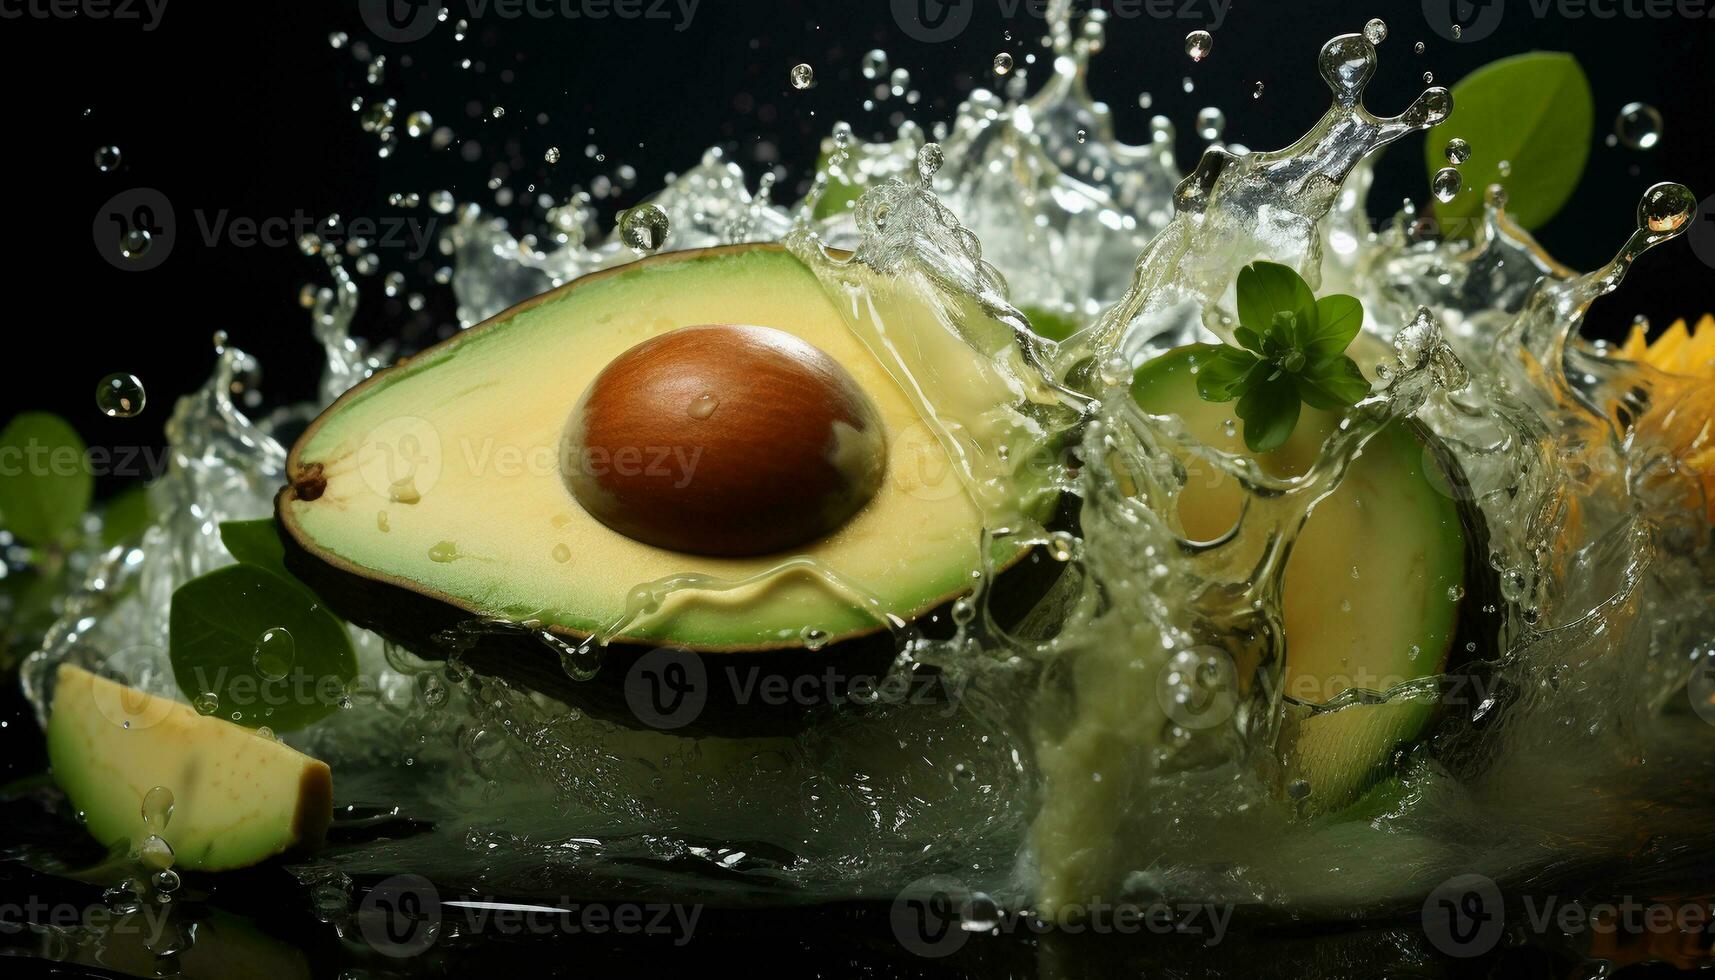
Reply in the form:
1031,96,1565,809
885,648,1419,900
278,245,1060,732
1131,344,1498,812
47,665,332,870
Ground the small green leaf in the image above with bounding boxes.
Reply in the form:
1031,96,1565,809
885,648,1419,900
1428,52,1594,232
169,564,356,732
1019,305,1081,342
1194,346,1264,402
100,486,153,547
0,413,94,547
1307,295,1364,364
1237,262,1317,339
1236,379,1302,453
1233,326,1266,355
1297,357,1371,409
220,519,288,575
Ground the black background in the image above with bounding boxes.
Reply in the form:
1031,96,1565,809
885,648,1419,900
0,0,1710,496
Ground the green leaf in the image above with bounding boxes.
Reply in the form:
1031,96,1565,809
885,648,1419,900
1428,52,1593,232
220,519,288,576
100,485,153,547
1233,326,1266,355
1194,346,1264,403
1297,357,1371,409
1236,262,1317,339
1307,295,1364,365
0,413,94,547
1236,379,1302,453
169,564,356,732
1019,305,1081,342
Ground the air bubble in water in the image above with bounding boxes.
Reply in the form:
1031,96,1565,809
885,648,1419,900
328,31,348,49
1444,137,1471,165
384,271,405,297
429,190,456,214
404,111,434,138
993,52,1013,75
94,146,121,172
1614,102,1663,150
1196,107,1226,141
1432,167,1462,203
544,146,561,164
619,203,670,253
95,373,146,418
790,63,814,90
1363,18,1387,44
360,100,396,134
861,49,887,80
253,627,295,682
1184,30,1213,62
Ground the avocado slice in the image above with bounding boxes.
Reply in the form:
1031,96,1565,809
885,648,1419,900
1131,344,1496,811
47,665,332,870
278,244,1056,729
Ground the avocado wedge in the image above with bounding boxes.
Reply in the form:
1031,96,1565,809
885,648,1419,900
47,665,332,870
278,245,1060,732
1131,344,1499,811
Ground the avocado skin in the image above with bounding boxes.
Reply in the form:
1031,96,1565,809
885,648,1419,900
275,489,1073,738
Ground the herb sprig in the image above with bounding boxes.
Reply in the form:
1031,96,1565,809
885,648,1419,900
1196,261,1369,453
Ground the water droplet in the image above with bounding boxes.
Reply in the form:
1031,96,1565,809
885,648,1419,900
256,725,276,740
917,142,944,183
992,52,1013,75
1138,91,1153,110
1431,167,1462,203
417,672,449,708
861,49,888,81
404,111,434,138
1075,129,1088,144
193,691,219,715
687,393,719,419
141,785,174,831
94,145,121,172
1181,76,1195,94
1363,18,1388,44
619,203,670,253
152,869,181,894
1422,71,1434,85
1614,102,1663,150
253,627,295,682
800,626,829,651
467,728,507,761
1195,107,1226,141
1638,182,1695,234
1252,81,1264,100
1497,159,1512,178
360,99,397,134
1048,531,1078,562
429,189,456,214
366,55,386,86
544,146,561,164
383,271,406,297
429,540,459,563
137,834,174,870
1184,30,1213,62
95,373,146,418
551,542,571,564
1452,23,1464,39
1444,137,1471,165
119,228,151,260
328,31,348,49
790,63,814,90
1414,41,1426,55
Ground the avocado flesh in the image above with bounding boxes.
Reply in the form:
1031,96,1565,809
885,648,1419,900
280,245,1026,651
47,665,332,871
1131,345,1470,810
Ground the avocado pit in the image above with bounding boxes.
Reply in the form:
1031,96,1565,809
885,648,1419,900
562,323,887,557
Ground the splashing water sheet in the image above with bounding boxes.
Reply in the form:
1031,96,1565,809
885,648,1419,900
8,4,1715,976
